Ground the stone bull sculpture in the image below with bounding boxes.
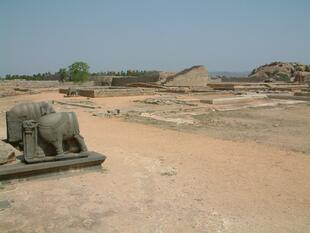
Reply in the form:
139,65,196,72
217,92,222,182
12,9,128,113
38,112,88,155
6,101,90,163
1,102,106,177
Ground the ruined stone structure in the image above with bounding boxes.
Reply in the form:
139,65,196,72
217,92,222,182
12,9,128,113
162,65,209,87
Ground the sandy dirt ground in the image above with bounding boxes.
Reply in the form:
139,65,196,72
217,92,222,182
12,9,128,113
0,92,310,233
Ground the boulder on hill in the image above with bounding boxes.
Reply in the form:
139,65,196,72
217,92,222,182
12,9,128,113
162,65,209,87
249,61,310,82
294,71,310,82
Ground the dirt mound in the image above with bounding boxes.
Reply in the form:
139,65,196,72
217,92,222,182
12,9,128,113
250,61,310,82
162,65,209,87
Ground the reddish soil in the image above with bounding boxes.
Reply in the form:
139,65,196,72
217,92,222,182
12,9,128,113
0,92,310,233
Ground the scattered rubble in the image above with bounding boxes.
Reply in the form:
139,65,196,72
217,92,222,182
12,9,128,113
160,167,177,176
201,94,267,105
135,97,197,106
140,112,195,125
93,109,121,118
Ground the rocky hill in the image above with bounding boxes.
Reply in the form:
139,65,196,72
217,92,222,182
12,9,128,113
249,62,310,82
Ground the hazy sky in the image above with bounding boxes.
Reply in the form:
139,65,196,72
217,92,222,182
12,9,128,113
1,0,309,75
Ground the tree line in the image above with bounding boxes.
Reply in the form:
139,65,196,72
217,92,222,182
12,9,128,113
91,70,147,77
4,73,52,81
2,61,149,82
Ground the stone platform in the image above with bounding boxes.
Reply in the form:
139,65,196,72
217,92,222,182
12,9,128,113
0,151,106,180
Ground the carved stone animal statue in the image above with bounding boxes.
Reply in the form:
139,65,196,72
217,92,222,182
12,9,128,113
38,112,88,155
66,87,79,96
6,102,55,143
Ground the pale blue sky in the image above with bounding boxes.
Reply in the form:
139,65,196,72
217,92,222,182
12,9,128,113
1,0,309,75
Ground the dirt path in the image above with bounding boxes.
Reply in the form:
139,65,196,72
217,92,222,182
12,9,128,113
0,92,310,233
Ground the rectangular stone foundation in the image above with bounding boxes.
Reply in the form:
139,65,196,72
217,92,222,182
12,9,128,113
0,151,106,180
59,87,156,98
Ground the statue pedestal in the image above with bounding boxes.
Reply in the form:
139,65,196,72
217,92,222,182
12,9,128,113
0,151,106,181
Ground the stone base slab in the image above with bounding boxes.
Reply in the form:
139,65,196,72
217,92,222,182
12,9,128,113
0,151,106,180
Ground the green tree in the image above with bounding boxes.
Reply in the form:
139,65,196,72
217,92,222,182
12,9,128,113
68,61,90,82
57,68,67,82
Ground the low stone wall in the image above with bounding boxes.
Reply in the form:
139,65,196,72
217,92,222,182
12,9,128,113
221,77,265,82
0,80,60,88
93,88,156,97
90,74,163,87
0,80,95,89
207,82,308,91
90,76,114,86
111,76,160,86
78,89,96,98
